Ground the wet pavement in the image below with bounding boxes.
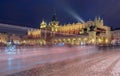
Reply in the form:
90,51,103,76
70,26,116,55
0,46,120,76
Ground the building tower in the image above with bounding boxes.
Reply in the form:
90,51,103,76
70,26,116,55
49,10,59,32
40,20,47,29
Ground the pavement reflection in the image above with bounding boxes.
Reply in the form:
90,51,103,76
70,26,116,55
0,46,119,76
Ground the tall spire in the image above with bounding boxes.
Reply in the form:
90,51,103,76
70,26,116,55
94,16,97,21
98,16,101,20
52,9,57,21
101,18,104,25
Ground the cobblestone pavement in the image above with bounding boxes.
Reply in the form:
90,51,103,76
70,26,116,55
46,48,120,76
0,46,120,76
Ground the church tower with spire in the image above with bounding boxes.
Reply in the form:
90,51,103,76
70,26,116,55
94,16,104,27
49,10,59,32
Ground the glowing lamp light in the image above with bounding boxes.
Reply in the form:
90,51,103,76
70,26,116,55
98,38,102,43
92,39,95,43
105,38,108,43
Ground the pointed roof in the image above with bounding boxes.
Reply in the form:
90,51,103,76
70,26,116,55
41,20,47,25
51,9,58,21
98,16,101,20
52,13,57,21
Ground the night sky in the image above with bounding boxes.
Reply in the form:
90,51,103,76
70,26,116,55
0,0,120,29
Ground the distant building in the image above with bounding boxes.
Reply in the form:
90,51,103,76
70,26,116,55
0,33,8,45
10,34,22,44
27,14,111,45
0,23,33,45
111,30,120,45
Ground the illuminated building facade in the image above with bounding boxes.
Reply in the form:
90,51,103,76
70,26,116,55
0,33,8,46
27,15,111,45
85,17,111,45
10,34,21,45
111,30,120,45
0,33,22,45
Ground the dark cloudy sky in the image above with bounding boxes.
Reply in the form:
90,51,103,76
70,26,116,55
0,0,120,29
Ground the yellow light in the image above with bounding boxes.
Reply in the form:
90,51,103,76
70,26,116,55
98,38,102,43
68,38,71,41
92,39,95,43
105,38,108,43
58,39,61,41
84,38,87,41
72,38,75,41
